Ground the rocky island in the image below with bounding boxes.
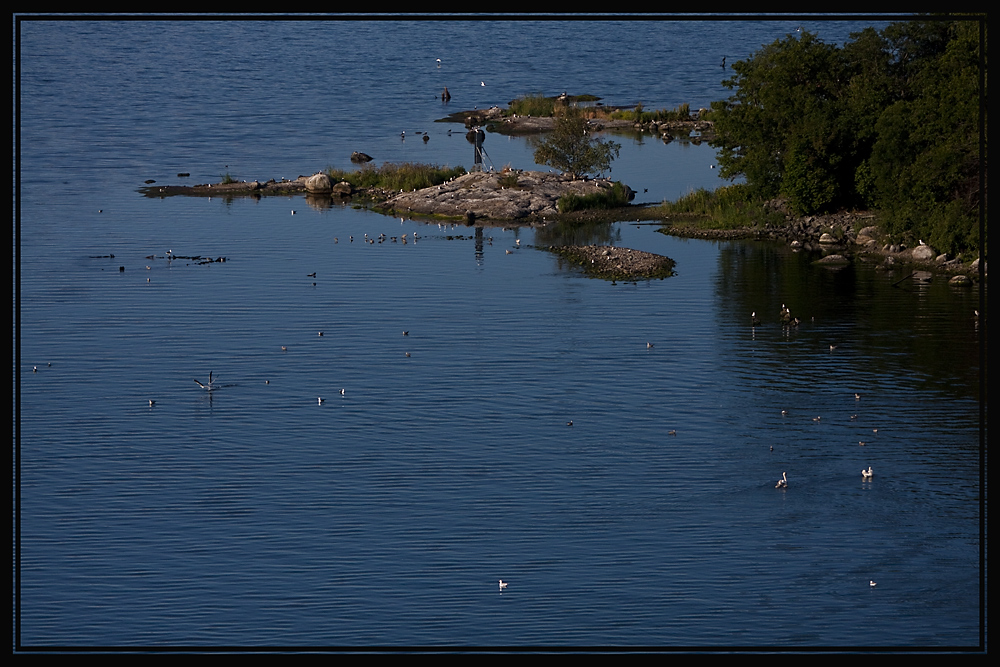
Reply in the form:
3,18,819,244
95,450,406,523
377,170,632,223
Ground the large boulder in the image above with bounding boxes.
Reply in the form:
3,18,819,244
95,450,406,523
305,172,332,194
912,243,937,261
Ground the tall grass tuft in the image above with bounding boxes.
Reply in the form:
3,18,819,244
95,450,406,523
658,185,784,229
508,94,556,117
557,182,631,213
327,163,466,192
608,102,693,124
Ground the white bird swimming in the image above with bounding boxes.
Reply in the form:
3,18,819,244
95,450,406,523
775,472,788,488
318,397,325,405
870,580,877,587
194,371,218,391
499,580,507,591
862,466,873,479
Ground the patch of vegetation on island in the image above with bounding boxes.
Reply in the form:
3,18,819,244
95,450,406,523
653,185,786,230
605,102,695,124
326,162,466,194
558,182,632,213
505,93,602,118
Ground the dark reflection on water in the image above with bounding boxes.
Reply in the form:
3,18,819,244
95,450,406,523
714,241,982,401
535,220,621,247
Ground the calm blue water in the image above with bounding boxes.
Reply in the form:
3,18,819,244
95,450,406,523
16,17,983,649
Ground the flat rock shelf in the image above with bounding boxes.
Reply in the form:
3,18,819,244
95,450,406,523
547,244,677,281
378,171,624,222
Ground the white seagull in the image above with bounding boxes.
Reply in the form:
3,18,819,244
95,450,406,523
194,371,219,391
499,580,508,591
862,466,873,479
775,472,788,488
870,580,877,587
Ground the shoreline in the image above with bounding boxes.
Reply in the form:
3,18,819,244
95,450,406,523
138,176,983,282
655,210,984,283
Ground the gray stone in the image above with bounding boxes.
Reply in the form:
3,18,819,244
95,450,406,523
305,172,332,194
379,171,629,221
912,244,936,261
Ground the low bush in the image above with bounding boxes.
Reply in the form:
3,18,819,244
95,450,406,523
658,185,784,229
327,163,466,192
607,102,692,124
557,181,631,213
508,94,556,118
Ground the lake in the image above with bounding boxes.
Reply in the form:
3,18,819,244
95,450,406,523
15,16,983,649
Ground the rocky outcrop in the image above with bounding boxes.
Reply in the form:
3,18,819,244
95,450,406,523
351,151,373,163
140,176,311,197
305,172,333,194
378,170,623,221
547,244,676,281
911,243,937,261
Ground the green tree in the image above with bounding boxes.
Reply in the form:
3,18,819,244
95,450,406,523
533,108,621,179
708,18,983,254
867,20,981,253
710,32,851,212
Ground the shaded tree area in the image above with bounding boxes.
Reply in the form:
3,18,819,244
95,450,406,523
709,17,984,255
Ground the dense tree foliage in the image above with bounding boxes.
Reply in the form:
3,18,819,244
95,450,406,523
533,108,621,180
709,18,984,255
